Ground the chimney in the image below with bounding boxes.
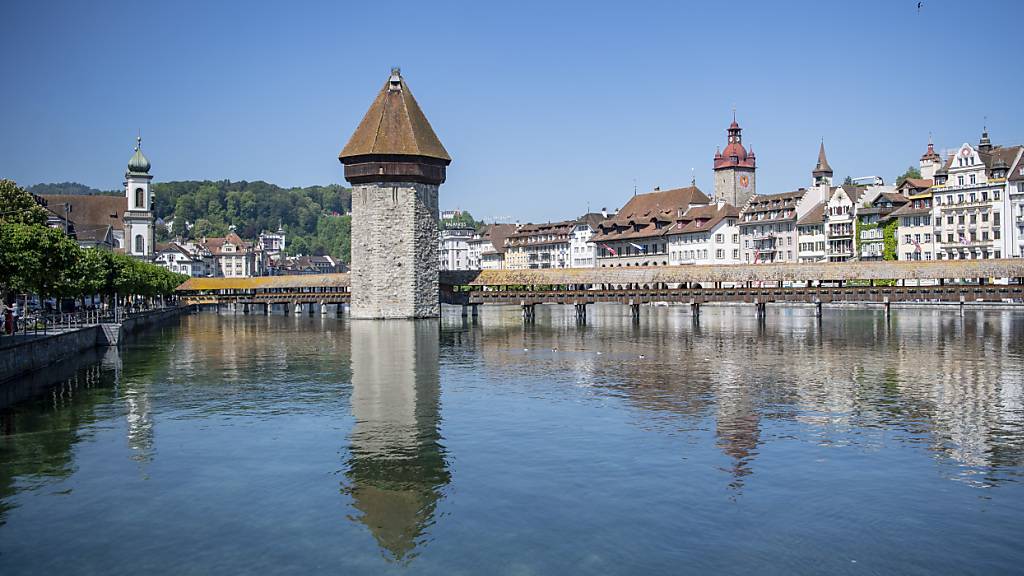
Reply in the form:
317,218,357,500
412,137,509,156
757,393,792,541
601,207,608,218
654,186,660,191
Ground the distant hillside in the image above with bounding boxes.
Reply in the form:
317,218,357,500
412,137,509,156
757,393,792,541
27,181,119,196
152,180,353,261
31,179,355,261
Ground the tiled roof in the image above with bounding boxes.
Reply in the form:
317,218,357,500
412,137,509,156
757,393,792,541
668,204,740,235
478,223,518,254
592,186,709,242
797,202,825,226
339,69,450,162
39,194,126,232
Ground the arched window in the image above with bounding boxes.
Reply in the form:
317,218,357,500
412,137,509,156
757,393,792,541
135,234,144,253
135,187,144,208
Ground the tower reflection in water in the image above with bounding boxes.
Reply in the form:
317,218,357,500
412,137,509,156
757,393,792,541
342,320,450,562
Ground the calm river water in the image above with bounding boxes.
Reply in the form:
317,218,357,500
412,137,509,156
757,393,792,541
2,305,1024,575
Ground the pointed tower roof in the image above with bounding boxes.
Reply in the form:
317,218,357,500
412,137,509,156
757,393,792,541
812,141,833,177
340,68,450,162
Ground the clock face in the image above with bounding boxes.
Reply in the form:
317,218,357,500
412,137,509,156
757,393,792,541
739,175,750,188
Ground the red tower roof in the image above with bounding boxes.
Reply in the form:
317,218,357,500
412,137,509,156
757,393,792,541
714,117,755,170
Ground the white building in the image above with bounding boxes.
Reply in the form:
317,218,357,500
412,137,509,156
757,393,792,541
796,202,826,263
666,203,741,265
154,242,213,277
439,225,476,270
932,130,1022,260
570,213,604,268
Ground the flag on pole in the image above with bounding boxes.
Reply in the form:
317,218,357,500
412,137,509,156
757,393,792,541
912,238,922,253
601,243,617,256
629,242,646,253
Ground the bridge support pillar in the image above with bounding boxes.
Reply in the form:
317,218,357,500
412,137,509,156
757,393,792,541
814,298,822,319
690,299,700,318
321,301,327,316
521,303,535,323
294,302,301,316
264,303,270,315
308,303,314,316
574,302,587,323
959,295,965,316
629,303,640,321
461,305,469,318
471,304,479,319
243,303,250,315
883,297,891,319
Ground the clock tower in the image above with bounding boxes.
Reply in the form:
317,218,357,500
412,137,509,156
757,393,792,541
713,114,756,207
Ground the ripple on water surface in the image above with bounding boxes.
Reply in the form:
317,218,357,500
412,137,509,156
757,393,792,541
0,306,1023,575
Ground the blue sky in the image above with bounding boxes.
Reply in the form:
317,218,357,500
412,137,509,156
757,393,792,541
2,0,1022,222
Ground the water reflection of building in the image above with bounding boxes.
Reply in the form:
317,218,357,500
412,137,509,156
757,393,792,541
344,321,449,561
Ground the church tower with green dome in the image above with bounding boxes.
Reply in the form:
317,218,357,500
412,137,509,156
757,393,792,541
124,136,155,258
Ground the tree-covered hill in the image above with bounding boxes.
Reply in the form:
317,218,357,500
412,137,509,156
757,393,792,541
27,182,119,196
152,180,353,261
31,180,355,262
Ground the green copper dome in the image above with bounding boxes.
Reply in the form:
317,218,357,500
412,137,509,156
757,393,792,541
127,136,151,174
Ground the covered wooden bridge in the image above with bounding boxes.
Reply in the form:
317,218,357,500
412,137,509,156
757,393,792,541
175,260,1024,318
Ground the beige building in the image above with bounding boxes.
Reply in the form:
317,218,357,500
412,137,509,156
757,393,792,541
505,220,575,269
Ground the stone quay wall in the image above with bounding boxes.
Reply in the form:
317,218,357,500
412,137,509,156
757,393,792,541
350,182,440,319
0,307,186,389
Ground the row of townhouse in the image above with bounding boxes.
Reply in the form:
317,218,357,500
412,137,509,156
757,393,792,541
446,123,1024,271
154,228,346,278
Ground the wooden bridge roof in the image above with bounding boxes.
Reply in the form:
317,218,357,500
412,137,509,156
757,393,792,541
177,274,351,291
176,260,1024,292
439,259,1024,286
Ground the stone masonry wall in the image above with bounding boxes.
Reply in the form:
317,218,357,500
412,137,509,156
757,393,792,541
350,182,440,319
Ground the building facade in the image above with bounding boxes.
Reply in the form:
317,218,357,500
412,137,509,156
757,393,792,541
593,186,710,267
666,203,741,266
505,220,574,269
570,213,604,268
931,130,1020,260
796,202,826,263
439,225,476,270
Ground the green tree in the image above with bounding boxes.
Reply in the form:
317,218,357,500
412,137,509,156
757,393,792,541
896,166,922,187
0,223,80,300
0,180,49,226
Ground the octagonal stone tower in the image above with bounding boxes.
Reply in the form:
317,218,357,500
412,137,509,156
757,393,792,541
339,68,451,319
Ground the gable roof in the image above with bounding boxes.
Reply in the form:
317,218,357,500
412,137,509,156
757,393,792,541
797,201,825,226
592,186,710,242
339,69,450,162
39,194,126,232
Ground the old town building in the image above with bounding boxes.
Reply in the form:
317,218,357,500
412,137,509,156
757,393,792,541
1011,151,1024,257
892,191,937,261
471,224,518,270
439,223,476,270
592,186,710,267
505,220,575,269
823,185,861,262
666,202,742,266
931,129,1021,260
856,192,908,261
796,202,826,262
570,213,604,268
154,242,213,277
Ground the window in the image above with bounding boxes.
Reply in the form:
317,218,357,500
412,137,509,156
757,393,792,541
134,234,144,253
970,175,976,185
947,215,954,225
982,212,989,223
970,214,976,224
716,249,724,259
135,187,144,208
732,249,739,259
958,176,965,186
715,234,723,243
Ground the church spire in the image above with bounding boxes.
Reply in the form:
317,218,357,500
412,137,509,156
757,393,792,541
812,141,833,177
